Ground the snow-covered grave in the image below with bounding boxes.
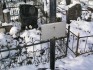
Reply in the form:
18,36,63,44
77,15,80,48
1,0,93,70
0,28,49,69
68,18,93,54
57,0,93,55
0,21,67,70
70,19,93,37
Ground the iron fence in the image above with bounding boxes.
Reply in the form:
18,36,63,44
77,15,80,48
68,26,93,56
0,37,67,70
76,35,93,55
66,28,78,56
1,1,93,70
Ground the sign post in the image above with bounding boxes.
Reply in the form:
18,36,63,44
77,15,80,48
49,0,56,69
50,38,55,70
41,22,66,70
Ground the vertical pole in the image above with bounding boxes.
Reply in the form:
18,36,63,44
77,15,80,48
49,0,56,69
76,33,80,56
50,39,55,70
66,25,70,56
49,0,56,23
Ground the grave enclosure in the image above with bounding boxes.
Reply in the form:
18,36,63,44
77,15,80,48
0,0,93,70
0,0,68,70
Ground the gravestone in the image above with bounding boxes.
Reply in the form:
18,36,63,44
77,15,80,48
19,4,38,30
66,4,82,24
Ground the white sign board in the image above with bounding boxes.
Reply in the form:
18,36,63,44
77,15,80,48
41,22,66,41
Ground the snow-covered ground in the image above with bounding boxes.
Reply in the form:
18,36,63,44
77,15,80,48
9,53,93,70
70,19,93,37
55,52,93,70
1,0,93,70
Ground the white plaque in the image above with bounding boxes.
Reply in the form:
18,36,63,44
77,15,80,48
41,22,66,41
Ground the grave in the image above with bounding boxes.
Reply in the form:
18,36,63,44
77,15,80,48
67,4,82,23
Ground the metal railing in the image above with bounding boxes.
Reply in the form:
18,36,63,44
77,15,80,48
0,37,67,70
68,26,93,56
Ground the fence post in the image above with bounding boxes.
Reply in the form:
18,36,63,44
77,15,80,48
66,25,70,56
76,33,80,56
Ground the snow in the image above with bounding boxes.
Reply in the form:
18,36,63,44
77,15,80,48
9,26,19,38
3,9,9,13
56,53,93,70
0,33,8,46
70,19,93,37
58,0,80,11
5,20,93,70
9,53,93,70
9,65,37,70
1,0,93,70
60,0,66,5
56,13,62,18
20,29,40,44
8,22,21,38
0,28,41,59
68,18,93,53
2,22,13,26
